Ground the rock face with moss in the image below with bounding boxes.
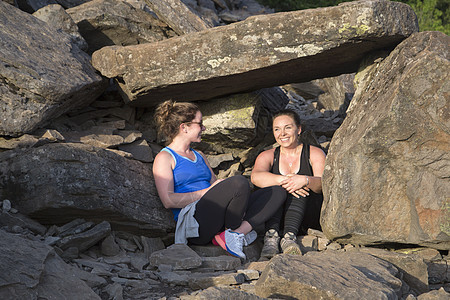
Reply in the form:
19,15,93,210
199,87,289,148
322,31,450,250
91,0,418,106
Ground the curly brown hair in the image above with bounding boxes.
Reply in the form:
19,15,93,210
154,100,199,144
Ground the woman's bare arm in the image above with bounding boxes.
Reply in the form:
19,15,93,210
251,149,286,188
153,151,212,209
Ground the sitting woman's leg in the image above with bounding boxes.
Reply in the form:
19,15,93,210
188,175,250,245
248,186,287,259
279,195,308,255
244,185,287,229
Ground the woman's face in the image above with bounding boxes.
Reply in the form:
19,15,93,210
273,115,301,148
186,110,205,142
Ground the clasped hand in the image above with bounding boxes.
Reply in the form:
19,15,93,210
280,174,310,198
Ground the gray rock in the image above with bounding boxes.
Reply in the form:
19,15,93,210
188,272,246,290
237,268,260,281
200,255,241,271
198,87,289,148
101,234,122,256
16,0,58,12
0,212,47,235
180,286,265,300
417,288,450,300
427,260,449,284
145,0,211,35
91,0,418,106
0,143,174,235
33,4,88,51
118,138,153,162
190,244,230,257
0,135,39,150
0,1,107,137
358,247,429,295
73,258,115,272
2,199,11,213
141,236,166,258
0,230,99,299
255,251,403,299
206,153,234,169
56,221,111,252
63,127,125,148
129,252,148,271
59,221,95,238
313,73,355,113
105,282,124,300
149,244,203,270
322,32,450,250
67,0,177,54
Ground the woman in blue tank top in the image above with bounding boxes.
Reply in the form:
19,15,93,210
153,100,286,260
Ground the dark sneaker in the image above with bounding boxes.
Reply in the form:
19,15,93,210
244,230,257,246
280,232,302,255
260,229,280,259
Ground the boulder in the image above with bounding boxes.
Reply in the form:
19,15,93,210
0,1,107,137
313,73,355,113
144,0,211,34
0,230,100,299
322,32,450,250
357,247,429,295
255,251,403,299
91,0,418,106
67,0,177,54
181,286,265,300
149,244,203,270
198,87,289,148
15,0,58,13
33,4,88,51
0,143,174,235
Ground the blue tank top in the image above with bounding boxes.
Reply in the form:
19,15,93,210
162,147,212,220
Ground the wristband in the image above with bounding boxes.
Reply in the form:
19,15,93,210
306,176,309,187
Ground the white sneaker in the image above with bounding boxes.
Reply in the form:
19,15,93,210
224,229,246,259
244,230,257,246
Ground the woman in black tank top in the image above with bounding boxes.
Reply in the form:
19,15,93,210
251,109,326,259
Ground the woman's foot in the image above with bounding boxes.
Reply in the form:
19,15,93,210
214,229,246,259
260,229,280,259
280,232,302,255
243,230,257,246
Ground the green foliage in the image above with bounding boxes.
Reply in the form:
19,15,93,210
256,0,449,35
408,0,449,35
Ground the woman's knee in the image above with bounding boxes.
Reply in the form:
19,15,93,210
226,175,250,191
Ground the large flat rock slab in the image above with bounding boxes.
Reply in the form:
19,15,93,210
255,251,403,299
0,1,107,137
0,143,174,236
91,0,418,106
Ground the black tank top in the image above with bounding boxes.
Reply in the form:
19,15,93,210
271,144,323,231
271,144,323,200
271,144,313,176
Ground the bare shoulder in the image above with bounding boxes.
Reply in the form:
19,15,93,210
254,147,276,170
154,149,173,165
310,145,326,158
257,147,276,161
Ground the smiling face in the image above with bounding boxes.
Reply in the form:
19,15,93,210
273,114,301,148
185,110,205,143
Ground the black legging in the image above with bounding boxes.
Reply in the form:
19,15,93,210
264,186,323,236
188,176,286,245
